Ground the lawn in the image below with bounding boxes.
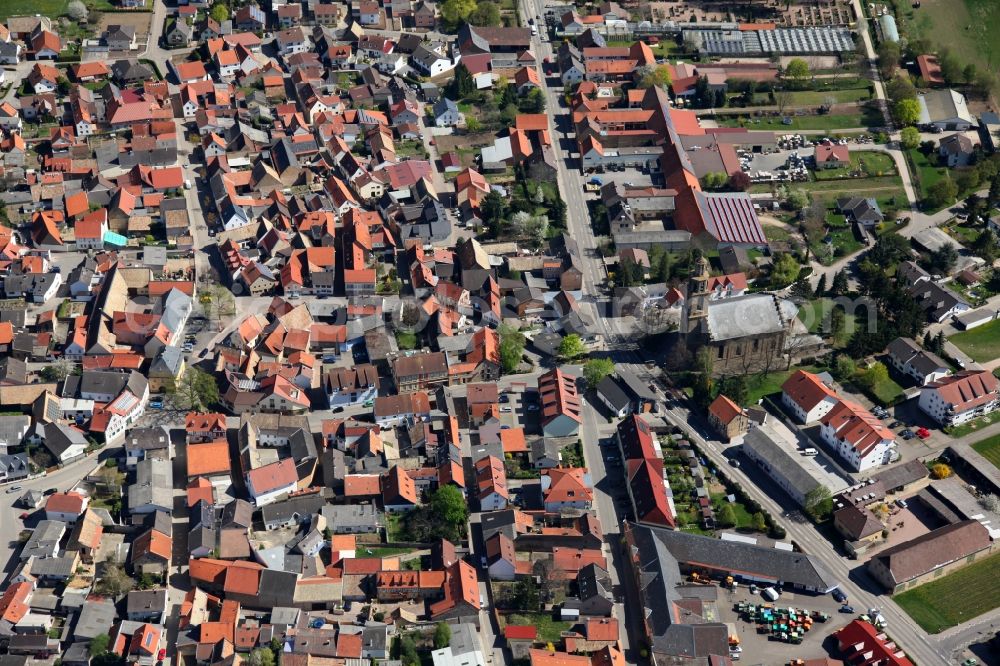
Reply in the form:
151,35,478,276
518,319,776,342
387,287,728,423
941,219,982,247
867,376,906,406
906,148,949,201
797,298,857,344
949,318,1000,363
950,414,1000,438
505,613,571,643
765,88,872,106
718,113,870,131
972,433,1000,469
357,546,416,558
894,550,1000,633
813,151,897,181
743,365,826,405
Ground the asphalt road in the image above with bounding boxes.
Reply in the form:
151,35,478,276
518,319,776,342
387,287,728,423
0,455,103,577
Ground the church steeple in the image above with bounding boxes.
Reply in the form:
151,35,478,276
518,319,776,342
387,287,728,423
687,254,710,324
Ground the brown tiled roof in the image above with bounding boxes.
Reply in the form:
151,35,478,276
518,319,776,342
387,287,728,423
393,351,447,377
925,370,1000,413
871,520,990,585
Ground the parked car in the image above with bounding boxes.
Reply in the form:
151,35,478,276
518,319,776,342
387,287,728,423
43,488,57,495
839,605,855,614
889,420,903,428
900,429,915,440
832,588,847,603
728,458,740,467
6,485,21,494
916,427,931,439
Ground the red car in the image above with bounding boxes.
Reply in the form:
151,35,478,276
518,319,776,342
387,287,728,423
916,427,931,439
158,649,166,661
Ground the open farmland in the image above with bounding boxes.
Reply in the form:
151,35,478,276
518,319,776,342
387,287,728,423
906,0,1000,92
893,550,1000,633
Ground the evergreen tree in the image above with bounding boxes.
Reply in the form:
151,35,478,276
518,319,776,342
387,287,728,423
830,270,849,296
934,331,945,354
923,331,933,349
814,273,827,297
989,175,1000,208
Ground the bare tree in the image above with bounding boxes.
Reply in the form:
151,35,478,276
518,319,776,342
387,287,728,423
774,88,793,116
800,196,826,262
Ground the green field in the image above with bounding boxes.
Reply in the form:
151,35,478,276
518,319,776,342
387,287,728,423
0,0,116,20
949,318,1000,363
0,0,68,19
972,433,1000,468
905,0,1000,92
894,550,1000,633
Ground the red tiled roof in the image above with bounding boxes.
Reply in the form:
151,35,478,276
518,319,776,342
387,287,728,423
46,491,87,515
782,370,838,413
821,400,894,456
834,620,913,666
505,625,537,640
708,394,743,425
187,440,232,477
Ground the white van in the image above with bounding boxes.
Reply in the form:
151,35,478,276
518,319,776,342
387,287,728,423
530,24,538,36
801,447,818,456
761,587,780,602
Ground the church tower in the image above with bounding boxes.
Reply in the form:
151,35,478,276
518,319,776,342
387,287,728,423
684,254,710,335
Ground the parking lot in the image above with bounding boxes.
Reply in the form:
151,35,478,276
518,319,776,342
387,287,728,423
717,584,857,664
499,387,542,433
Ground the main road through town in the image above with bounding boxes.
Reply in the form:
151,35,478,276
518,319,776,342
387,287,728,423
512,2,953,663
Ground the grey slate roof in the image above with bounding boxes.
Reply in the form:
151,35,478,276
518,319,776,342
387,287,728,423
128,457,173,513
320,503,381,532
596,375,631,412
742,426,822,501
705,293,787,342
22,520,66,560
125,589,167,618
73,597,116,640
125,426,171,453
637,523,837,591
